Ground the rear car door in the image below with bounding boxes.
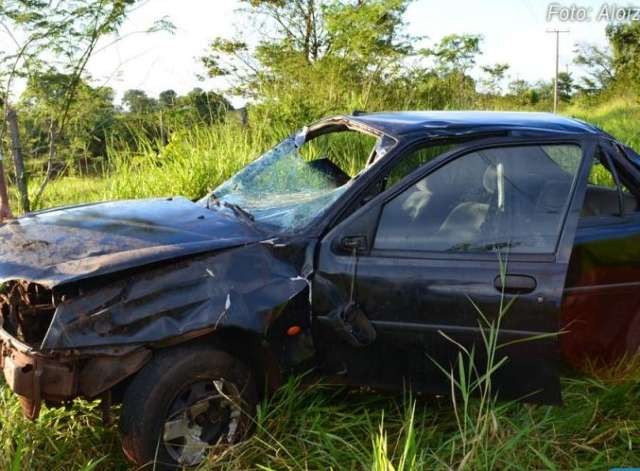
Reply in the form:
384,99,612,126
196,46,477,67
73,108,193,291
562,140,640,368
313,137,595,403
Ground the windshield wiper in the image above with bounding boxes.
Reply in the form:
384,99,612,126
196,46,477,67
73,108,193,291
222,201,254,221
205,193,218,209
205,194,254,221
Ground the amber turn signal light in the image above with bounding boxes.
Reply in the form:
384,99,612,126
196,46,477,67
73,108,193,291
286,325,302,336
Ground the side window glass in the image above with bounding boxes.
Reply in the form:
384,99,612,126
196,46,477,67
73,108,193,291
385,144,459,190
374,144,582,254
582,152,639,217
588,154,617,188
612,146,640,213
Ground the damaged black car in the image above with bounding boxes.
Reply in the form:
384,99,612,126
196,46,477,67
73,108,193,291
2,111,640,468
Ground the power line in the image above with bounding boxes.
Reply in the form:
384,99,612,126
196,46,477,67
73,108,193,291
546,29,570,113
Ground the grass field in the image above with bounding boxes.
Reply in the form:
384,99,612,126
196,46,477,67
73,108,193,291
1,100,640,470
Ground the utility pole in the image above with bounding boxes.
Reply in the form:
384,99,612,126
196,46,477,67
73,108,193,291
546,29,570,113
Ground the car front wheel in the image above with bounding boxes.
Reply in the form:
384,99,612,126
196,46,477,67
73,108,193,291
119,343,257,469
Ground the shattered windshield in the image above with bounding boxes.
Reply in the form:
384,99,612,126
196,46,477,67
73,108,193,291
200,127,384,232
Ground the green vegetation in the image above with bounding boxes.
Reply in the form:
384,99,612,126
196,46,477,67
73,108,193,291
8,96,638,213
569,97,640,150
1,0,640,469
2,101,640,471
3,1,639,212
1,336,639,470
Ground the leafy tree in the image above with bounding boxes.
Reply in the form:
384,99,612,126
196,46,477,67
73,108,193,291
573,43,614,94
505,79,545,107
423,34,483,76
557,72,574,103
323,0,413,63
508,79,529,97
0,0,173,207
123,89,157,114
523,88,541,106
481,63,510,95
112,88,232,151
532,79,555,106
201,0,419,123
20,72,115,170
606,20,640,93
159,90,178,108
418,34,482,108
179,89,231,125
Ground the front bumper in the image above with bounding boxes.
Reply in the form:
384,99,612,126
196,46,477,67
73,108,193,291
0,328,76,419
0,328,151,420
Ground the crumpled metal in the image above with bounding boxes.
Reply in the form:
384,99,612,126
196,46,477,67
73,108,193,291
42,242,311,350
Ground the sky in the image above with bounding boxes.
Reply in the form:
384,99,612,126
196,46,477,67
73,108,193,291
2,0,616,107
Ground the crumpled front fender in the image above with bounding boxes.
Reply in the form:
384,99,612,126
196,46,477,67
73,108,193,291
42,242,311,350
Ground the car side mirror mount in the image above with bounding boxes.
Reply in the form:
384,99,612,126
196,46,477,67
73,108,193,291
341,235,368,253
329,200,380,255
360,194,375,206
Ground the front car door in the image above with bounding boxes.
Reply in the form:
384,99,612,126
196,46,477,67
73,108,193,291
313,136,596,404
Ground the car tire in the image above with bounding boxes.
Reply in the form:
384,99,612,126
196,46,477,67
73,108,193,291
119,343,257,469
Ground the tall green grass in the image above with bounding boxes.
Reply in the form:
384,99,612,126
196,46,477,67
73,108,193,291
6,96,640,212
567,96,640,151
7,120,291,211
2,369,639,470
104,122,282,202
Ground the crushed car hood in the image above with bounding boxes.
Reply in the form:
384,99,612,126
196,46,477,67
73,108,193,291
0,197,265,288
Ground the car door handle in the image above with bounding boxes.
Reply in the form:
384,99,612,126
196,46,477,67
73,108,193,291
494,275,537,295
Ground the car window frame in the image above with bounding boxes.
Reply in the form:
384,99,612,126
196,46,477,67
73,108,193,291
608,140,640,204
579,145,625,226
243,118,396,237
364,136,594,264
578,140,640,229
323,133,513,231
605,145,626,215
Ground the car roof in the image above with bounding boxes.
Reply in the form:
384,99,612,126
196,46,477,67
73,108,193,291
342,111,607,138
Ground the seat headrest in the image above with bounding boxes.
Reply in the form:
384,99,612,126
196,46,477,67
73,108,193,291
482,165,497,194
536,180,569,213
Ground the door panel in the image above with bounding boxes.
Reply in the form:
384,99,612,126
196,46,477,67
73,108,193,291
313,138,595,404
562,142,640,369
353,255,566,402
563,216,640,369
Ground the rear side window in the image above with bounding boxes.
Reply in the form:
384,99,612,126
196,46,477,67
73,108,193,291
581,150,639,218
374,144,582,254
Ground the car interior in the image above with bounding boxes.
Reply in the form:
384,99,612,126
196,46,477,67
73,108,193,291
581,186,637,217
374,144,580,253
580,152,640,218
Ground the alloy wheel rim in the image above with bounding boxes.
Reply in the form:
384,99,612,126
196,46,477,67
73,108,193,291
162,379,243,466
